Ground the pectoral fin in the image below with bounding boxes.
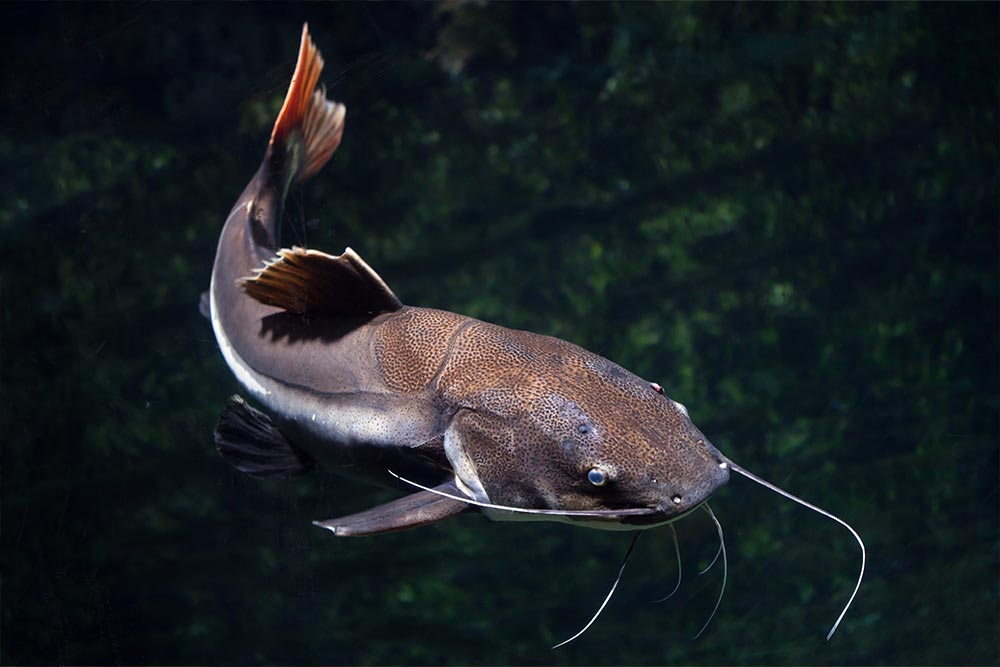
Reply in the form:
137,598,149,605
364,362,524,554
313,480,472,536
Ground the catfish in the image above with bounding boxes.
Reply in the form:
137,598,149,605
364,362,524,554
207,25,864,645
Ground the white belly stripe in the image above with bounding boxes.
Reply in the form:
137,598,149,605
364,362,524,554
209,270,271,398
210,274,437,449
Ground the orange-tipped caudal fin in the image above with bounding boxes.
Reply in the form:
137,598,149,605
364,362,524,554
270,24,346,184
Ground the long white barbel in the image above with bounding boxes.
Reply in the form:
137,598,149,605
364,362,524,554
387,470,659,519
693,503,727,639
723,456,866,640
653,523,683,603
551,532,642,649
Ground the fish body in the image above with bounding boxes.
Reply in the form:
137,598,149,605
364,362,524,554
207,26,863,640
208,26,728,534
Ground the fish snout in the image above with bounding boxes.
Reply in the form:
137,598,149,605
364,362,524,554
655,438,731,515
698,436,731,495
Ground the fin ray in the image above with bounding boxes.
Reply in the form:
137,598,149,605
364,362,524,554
215,395,315,478
238,246,402,316
270,24,346,184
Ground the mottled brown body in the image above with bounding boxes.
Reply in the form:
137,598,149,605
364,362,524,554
209,26,865,641
210,25,729,534
370,307,726,516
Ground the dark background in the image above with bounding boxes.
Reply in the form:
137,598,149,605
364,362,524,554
2,3,997,665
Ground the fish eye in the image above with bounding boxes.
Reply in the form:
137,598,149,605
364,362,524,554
587,467,608,486
650,382,664,395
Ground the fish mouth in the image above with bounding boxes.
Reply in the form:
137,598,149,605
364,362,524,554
557,503,699,529
618,503,703,527
526,506,662,521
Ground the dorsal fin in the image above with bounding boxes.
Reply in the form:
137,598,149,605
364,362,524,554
238,246,402,316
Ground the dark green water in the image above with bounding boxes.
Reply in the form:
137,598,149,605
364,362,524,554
2,3,997,665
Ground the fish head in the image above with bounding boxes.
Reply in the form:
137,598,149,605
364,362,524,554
449,336,731,529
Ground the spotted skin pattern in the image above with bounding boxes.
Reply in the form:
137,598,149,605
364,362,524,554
370,307,729,521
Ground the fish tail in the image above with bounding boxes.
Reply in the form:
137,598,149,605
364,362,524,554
270,23,346,185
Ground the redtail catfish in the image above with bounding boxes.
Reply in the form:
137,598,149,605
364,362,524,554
208,25,865,644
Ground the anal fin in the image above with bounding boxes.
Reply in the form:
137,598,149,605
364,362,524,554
313,480,472,537
215,395,315,479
